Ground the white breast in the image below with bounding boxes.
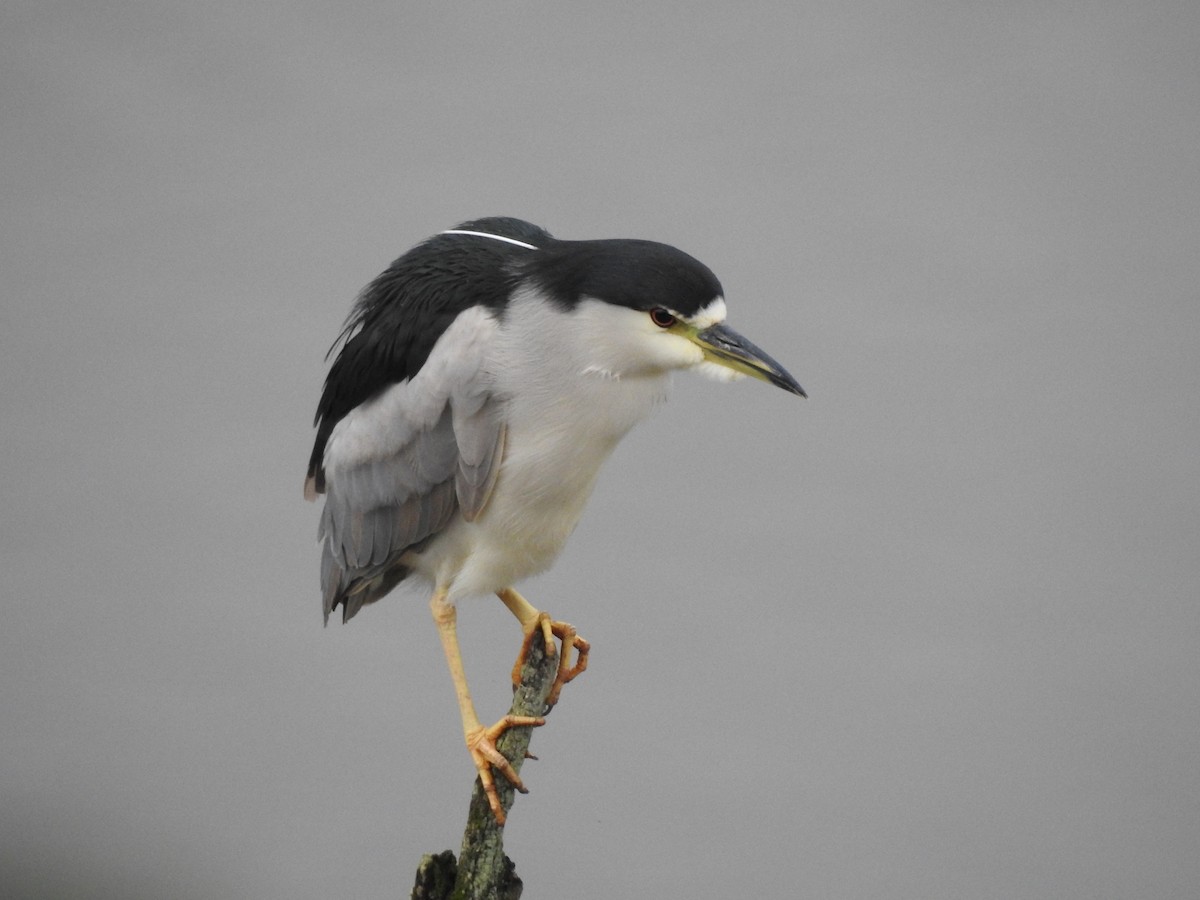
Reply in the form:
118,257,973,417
404,290,672,602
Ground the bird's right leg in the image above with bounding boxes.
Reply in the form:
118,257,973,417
430,588,544,825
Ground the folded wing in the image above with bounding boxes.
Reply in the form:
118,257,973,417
313,307,504,621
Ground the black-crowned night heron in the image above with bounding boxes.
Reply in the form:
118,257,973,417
305,217,804,823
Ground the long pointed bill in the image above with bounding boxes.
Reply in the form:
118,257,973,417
691,322,806,397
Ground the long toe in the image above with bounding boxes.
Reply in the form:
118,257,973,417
546,629,589,707
464,714,545,824
511,614,590,706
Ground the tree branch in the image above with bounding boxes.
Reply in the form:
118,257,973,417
411,637,559,900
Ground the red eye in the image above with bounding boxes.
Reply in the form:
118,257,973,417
649,308,676,328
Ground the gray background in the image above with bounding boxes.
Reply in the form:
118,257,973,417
3,2,1198,898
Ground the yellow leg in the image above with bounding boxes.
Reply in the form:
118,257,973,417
496,587,590,707
430,588,544,825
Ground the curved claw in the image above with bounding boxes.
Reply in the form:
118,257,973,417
465,714,545,825
510,614,590,708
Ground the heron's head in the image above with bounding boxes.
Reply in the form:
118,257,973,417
515,238,805,396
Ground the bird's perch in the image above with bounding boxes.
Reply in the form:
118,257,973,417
411,637,559,900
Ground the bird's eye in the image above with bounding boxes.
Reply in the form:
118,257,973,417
649,308,677,329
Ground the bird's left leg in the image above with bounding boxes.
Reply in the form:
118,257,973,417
431,588,544,825
496,587,590,707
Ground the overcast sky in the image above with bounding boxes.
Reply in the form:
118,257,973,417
3,2,1199,898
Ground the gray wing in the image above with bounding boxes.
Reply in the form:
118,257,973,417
316,307,504,622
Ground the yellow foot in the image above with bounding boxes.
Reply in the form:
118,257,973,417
466,714,545,825
511,613,591,708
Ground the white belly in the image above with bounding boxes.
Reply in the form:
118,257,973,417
406,368,669,603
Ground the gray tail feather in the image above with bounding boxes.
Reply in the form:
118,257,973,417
320,541,410,625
